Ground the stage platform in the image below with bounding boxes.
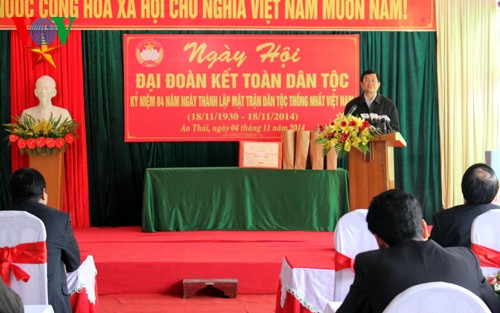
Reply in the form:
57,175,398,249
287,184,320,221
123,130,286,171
74,227,335,296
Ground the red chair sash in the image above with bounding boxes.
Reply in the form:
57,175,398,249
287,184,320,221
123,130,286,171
0,241,47,286
334,250,355,272
471,243,500,268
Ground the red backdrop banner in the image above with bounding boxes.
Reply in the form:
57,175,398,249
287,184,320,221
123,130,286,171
123,34,360,142
0,0,435,31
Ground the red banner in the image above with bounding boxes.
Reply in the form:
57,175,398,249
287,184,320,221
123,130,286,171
124,34,359,141
0,0,435,31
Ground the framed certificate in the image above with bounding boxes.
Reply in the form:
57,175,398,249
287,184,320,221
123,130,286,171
239,141,282,169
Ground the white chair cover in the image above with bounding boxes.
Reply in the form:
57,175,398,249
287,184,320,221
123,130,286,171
333,209,378,301
383,281,492,313
24,305,55,313
279,258,335,313
323,301,342,313
0,211,48,305
67,255,98,304
471,209,500,277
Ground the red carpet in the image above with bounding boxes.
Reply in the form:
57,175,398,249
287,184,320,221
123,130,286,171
73,227,335,295
99,293,276,313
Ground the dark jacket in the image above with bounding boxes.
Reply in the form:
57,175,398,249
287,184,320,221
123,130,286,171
0,278,23,313
344,93,400,132
336,240,500,313
10,199,81,313
430,203,500,248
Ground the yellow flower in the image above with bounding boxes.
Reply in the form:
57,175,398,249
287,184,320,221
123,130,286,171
32,120,54,135
3,113,78,156
315,113,378,157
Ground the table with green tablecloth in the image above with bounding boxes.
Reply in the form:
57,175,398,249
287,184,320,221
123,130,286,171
142,167,350,232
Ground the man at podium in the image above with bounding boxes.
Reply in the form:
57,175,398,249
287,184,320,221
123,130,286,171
344,69,400,132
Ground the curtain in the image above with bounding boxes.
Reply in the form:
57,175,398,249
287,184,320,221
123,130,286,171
358,32,441,221
436,0,500,208
82,31,441,225
9,31,90,227
0,31,11,210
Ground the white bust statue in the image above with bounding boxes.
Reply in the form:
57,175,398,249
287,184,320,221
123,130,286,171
20,75,72,121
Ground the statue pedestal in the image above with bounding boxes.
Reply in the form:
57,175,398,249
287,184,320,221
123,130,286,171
29,152,64,210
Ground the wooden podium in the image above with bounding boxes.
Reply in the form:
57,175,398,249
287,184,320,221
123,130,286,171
348,132,406,211
28,152,65,210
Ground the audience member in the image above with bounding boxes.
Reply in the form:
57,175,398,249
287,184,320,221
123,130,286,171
430,163,500,248
343,69,400,132
0,278,23,313
336,189,500,313
8,168,80,313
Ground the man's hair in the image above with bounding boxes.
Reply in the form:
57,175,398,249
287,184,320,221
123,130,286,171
9,168,46,202
366,189,423,246
361,69,380,82
461,163,499,205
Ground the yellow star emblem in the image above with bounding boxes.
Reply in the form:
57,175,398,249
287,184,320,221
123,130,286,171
27,44,61,68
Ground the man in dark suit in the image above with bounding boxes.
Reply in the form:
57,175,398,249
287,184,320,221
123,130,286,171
344,69,400,132
336,189,500,313
8,168,81,313
0,278,23,313
430,163,500,248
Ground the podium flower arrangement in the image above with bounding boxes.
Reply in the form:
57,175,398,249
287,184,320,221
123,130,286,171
4,114,77,155
487,271,500,296
316,113,378,158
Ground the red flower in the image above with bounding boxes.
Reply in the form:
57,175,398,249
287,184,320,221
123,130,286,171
9,134,19,143
361,121,370,130
340,132,350,142
318,125,325,131
46,138,56,148
341,121,347,127
36,137,46,148
487,276,497,285
65,133,75,144
55,138,65,149
349,120,357,126
17,138,27,149
27,138,36,150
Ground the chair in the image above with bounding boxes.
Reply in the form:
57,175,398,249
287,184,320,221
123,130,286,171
67,255,99,312
23,305,55,313
0,210,48,305
277,257,335,313
323,301,342,313
471,209,500,277
333,209,378,301
383,282,492,313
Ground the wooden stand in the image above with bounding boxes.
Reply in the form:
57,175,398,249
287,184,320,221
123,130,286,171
348,132,406,211
182,278,238,299
28,151,64,210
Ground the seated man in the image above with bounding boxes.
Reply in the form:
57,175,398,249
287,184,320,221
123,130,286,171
0,279,23,313
430,163,500,248
8,168,81,313
336,189,500,313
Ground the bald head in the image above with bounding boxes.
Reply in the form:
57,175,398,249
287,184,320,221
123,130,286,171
35,75,57,105
461,163,499,204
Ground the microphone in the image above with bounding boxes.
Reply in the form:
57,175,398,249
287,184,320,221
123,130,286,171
346,105,357,116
